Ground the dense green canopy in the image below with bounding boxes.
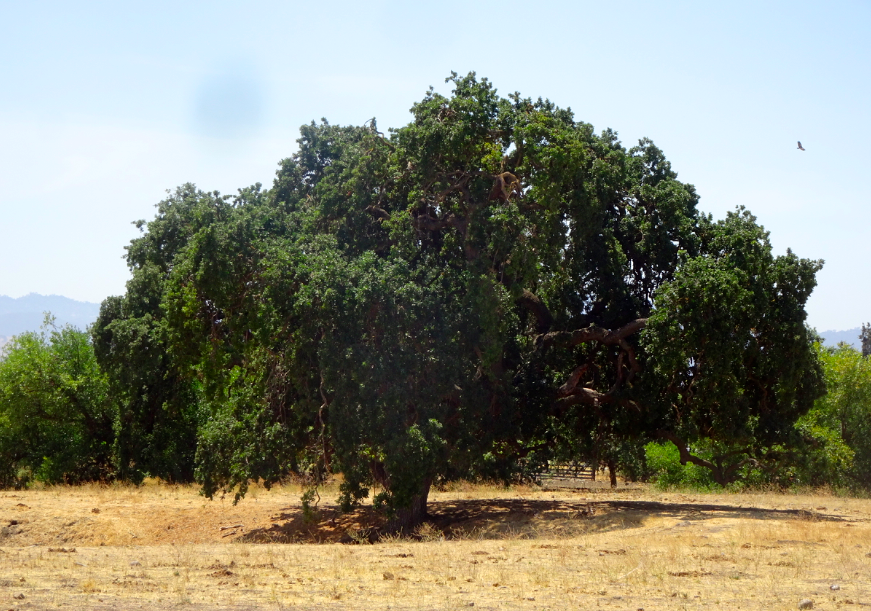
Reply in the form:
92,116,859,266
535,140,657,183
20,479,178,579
91,73,824,529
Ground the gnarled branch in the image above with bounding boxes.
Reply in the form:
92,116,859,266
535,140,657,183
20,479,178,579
557,364,589,397
557,386,607,407
536,318,647,351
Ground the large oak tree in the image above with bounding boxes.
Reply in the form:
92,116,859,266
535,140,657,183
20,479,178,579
95,73,824,531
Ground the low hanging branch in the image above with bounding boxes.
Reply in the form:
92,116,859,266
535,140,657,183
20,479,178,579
657,430,758,487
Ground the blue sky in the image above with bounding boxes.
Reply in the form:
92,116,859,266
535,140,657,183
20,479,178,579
1,1,869,331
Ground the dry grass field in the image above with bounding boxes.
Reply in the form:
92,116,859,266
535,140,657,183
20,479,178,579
2,479,871,610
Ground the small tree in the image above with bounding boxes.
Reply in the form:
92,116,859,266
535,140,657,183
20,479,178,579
860,323,871,357
0,317,113,486
797,343,871,488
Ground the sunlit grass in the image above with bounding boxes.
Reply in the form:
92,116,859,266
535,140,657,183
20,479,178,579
1,481,870,608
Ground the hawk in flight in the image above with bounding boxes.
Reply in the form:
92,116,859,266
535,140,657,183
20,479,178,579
797,141,805,151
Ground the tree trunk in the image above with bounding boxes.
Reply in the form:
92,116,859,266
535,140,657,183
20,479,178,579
607,460,617,488
383,479,431,535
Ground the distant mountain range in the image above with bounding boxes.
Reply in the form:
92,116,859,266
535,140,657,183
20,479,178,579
819,327,862,350
0,294,102,348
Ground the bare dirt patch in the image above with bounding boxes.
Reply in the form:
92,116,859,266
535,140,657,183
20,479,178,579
1,482,871,609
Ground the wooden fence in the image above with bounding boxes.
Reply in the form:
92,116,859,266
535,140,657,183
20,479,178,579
538,461,596,481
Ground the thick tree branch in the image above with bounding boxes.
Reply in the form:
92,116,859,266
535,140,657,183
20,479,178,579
723,457,758,481
536,318,647,350
556,387,642,412
617,338,641,382
413,213,449,232
517,289,553,334
557,364,589,397
548,320,646,416
433,175,469,204
366,205,391,221
557,386,609,407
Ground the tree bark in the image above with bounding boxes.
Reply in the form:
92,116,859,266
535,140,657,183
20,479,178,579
607,460,617,488
383,479,432,535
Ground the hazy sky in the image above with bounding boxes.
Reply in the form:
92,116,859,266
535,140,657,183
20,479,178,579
1,1,869,331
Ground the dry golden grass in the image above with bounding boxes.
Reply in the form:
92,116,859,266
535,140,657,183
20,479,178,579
2,479,871,609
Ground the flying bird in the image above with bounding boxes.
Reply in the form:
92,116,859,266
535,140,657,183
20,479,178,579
797,141,805,151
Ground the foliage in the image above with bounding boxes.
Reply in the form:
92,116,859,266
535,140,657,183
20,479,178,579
90,188,205,483
95,73,824,527
0,317,113,486
790,343,871,488
644,441,716,490
639,209,824,485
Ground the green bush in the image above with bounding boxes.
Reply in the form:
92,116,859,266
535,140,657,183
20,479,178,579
644,442,717,490
0,318,114,487
782,342,871,490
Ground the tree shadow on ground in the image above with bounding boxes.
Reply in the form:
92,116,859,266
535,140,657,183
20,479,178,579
429,498,856,539
237,504,386,544
238,497,858,544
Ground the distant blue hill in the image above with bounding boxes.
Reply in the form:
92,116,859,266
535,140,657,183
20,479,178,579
819,327,862,350
0,293,101,338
